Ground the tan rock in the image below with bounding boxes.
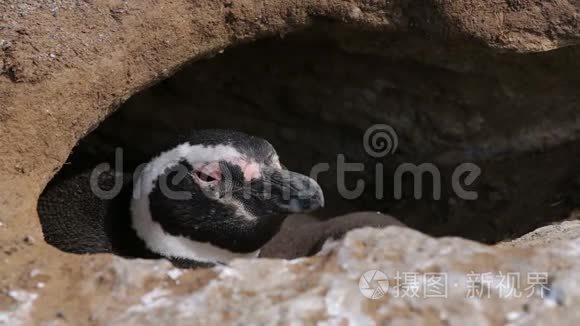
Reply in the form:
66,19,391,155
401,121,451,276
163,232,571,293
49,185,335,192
1,0,580,324
90,227,580,324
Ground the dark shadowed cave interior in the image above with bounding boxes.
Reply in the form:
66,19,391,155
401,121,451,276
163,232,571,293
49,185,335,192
41,25,580,249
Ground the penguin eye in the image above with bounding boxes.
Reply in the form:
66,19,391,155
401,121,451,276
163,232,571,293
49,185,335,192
195,171,218,182
192,163,222,184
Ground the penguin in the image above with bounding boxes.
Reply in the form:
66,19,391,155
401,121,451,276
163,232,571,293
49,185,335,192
37,129,324,268
260,212,405,259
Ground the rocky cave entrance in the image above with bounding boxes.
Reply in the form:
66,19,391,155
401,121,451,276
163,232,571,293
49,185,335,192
39,25,580,257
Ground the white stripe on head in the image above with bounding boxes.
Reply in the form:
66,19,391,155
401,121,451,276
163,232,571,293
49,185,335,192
134,143,243,197
130,143,260,263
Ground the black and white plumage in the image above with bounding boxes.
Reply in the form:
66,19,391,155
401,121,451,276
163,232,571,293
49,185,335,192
38,130,324,268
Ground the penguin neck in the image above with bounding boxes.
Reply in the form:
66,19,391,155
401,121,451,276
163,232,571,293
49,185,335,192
129,190,260,264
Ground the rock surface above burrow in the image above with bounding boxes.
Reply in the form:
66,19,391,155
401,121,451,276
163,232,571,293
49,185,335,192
1,0,580,324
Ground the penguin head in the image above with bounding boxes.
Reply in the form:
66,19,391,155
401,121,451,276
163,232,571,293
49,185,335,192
130,130,324,264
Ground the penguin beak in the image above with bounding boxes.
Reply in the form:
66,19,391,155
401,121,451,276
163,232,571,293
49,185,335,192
259,166,325,214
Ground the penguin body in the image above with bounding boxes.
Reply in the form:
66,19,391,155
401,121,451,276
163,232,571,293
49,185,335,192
38,130,324,268
37,165,156,258
260,212,405,259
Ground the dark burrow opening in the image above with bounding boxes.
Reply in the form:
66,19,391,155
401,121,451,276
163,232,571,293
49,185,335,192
38,25,580,260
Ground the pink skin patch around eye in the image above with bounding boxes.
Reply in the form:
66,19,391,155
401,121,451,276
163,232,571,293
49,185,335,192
239,161,261,181
193,160,262,183
194,162,222,182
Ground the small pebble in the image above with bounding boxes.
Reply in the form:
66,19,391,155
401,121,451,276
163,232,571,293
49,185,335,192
350,6,363,19
167,268,183,281
23,235,34,245
506,311,522,322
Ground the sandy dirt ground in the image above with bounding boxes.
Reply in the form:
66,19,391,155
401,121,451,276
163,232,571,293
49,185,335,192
1,0,579,323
